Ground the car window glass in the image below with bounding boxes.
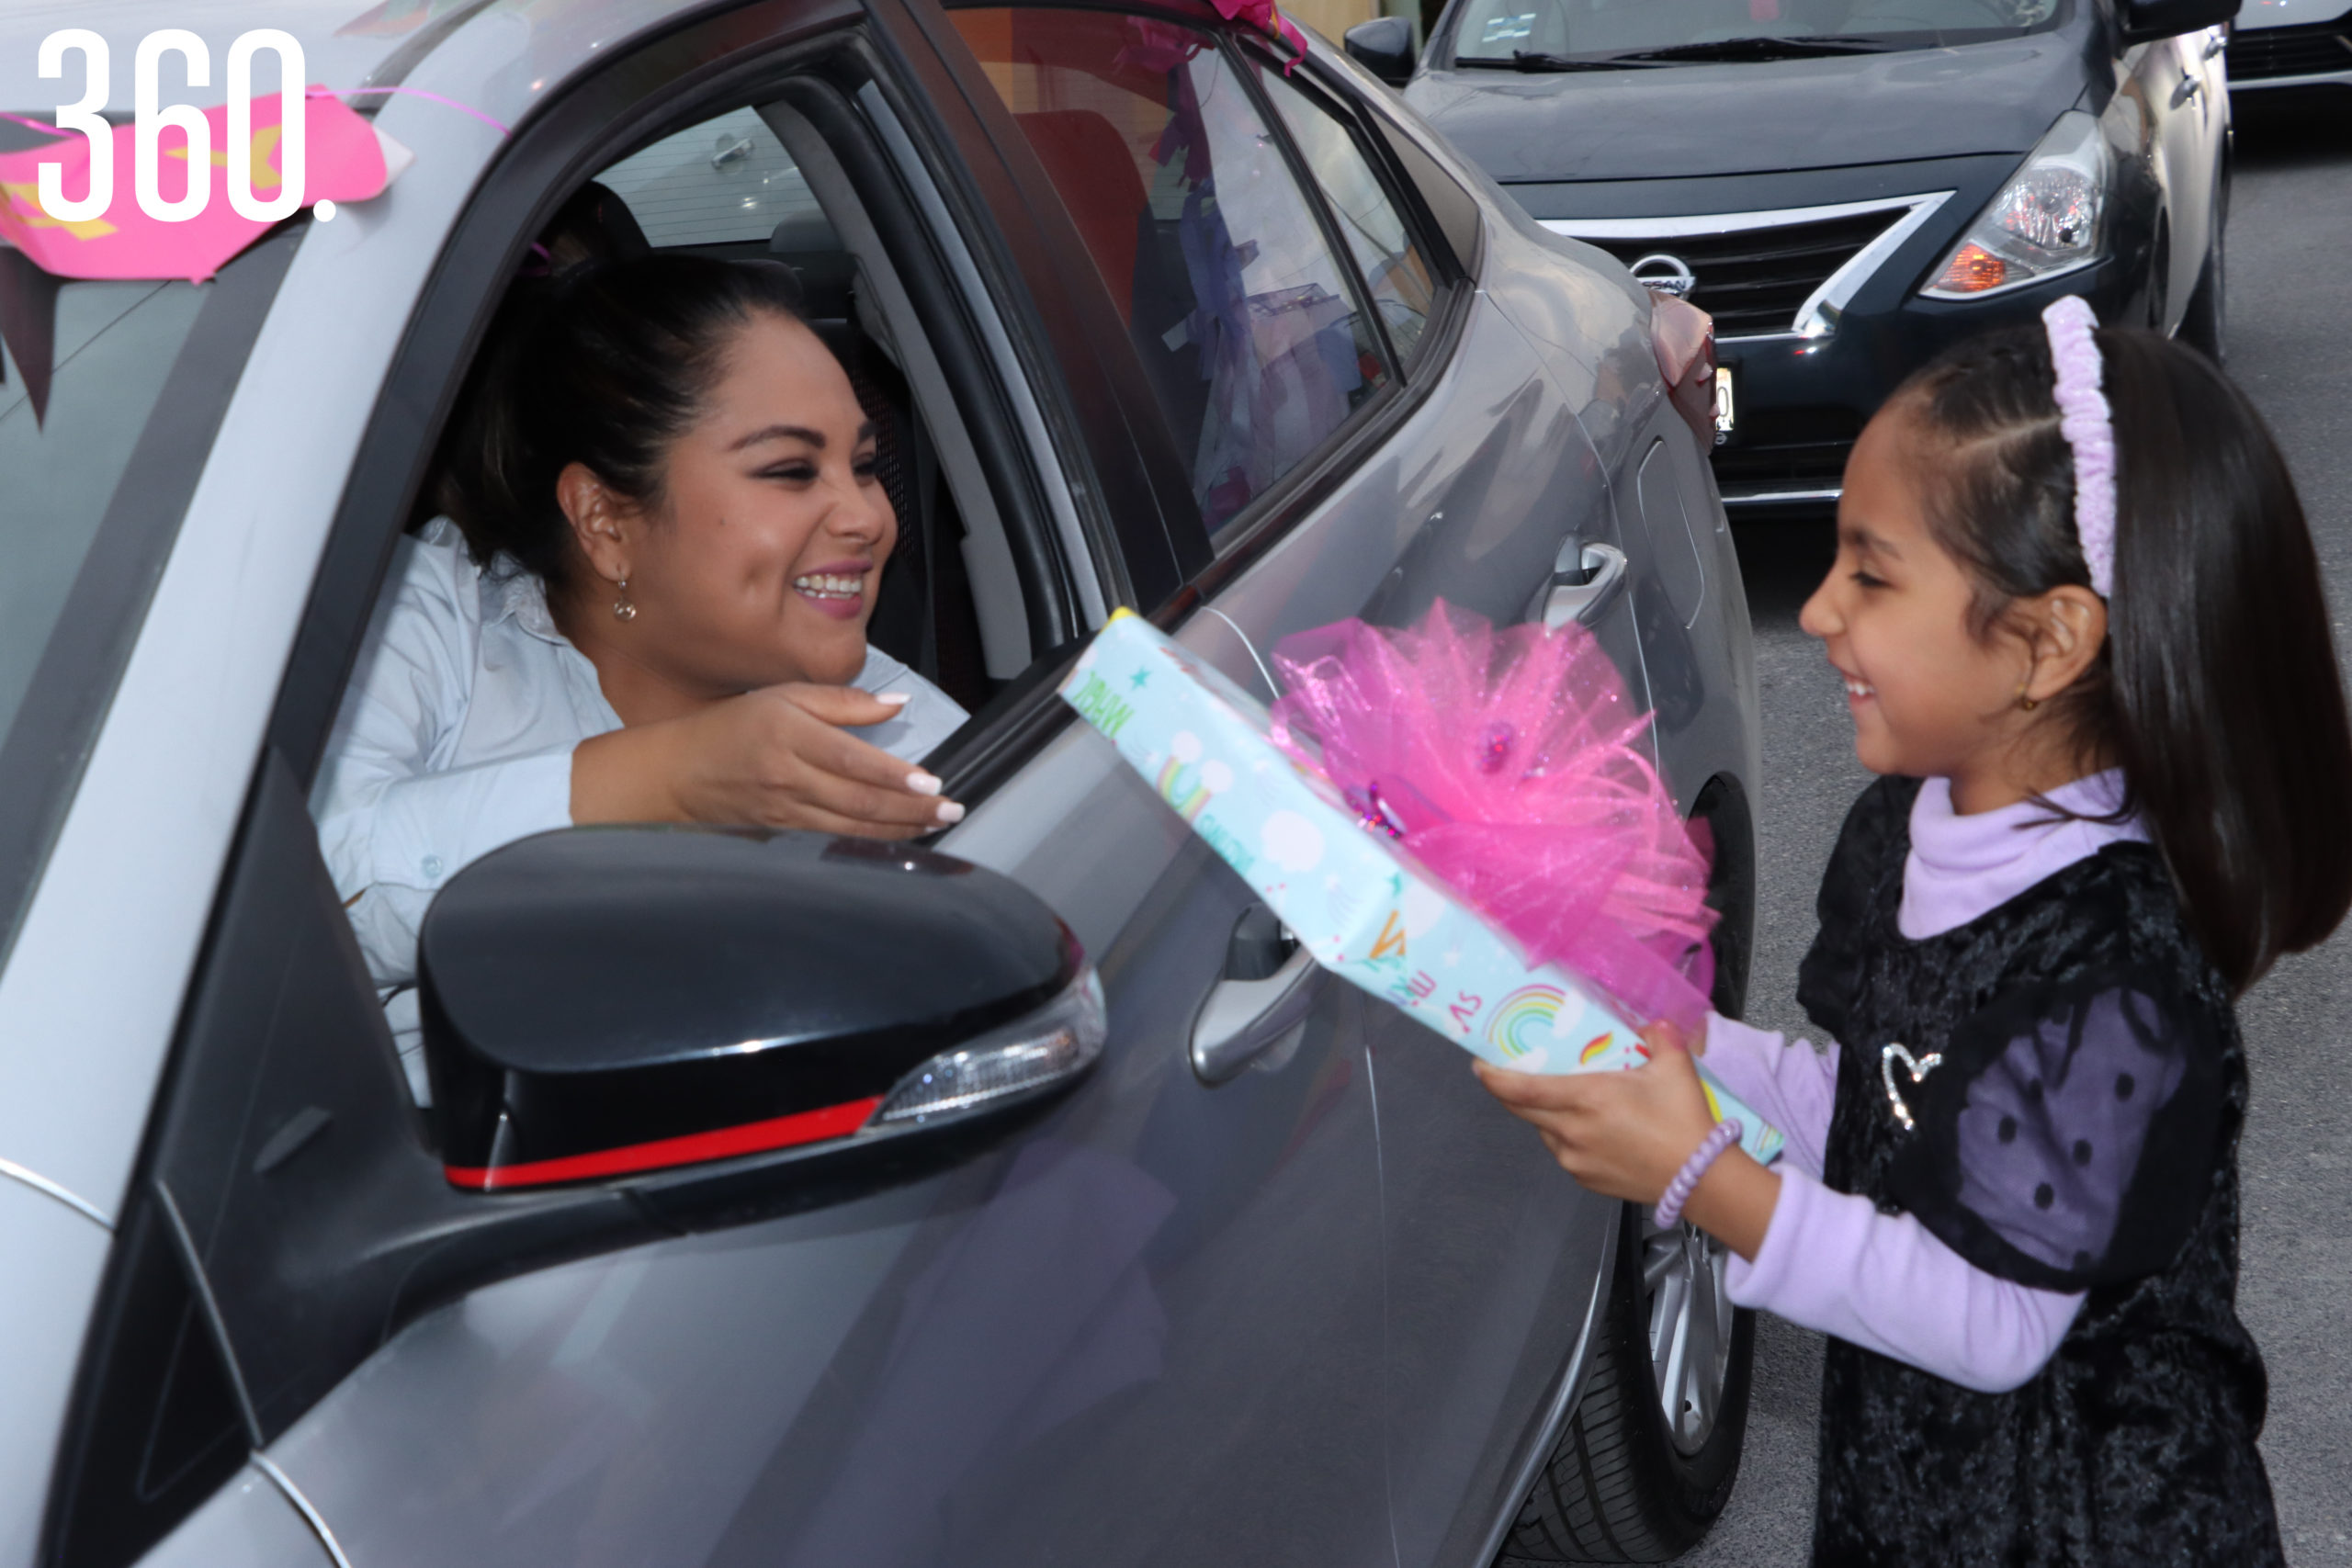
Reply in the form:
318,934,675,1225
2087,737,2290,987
950,8,1392,536
1250,63,1434,368
0,282,200,723
596,107,822,246
0,232,289,959
1452,0,2062,59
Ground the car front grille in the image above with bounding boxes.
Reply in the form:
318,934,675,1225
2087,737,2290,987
1572,209,1901,338
2228,19,2352,80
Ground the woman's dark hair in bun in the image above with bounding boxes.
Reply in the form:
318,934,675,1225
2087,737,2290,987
435,250,808,587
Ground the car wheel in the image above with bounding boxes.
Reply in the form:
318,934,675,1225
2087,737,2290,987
1501,1203,1756,1563
2179,217,2227,364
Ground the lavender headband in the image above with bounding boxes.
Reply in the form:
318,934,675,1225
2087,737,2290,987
2041,295,2117,598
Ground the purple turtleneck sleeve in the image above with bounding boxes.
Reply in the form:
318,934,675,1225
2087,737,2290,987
1701,1017,2085,1393
1686,772,2149,1393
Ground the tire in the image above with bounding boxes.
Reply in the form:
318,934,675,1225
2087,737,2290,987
2178,210,2227,365
1502,1204,1756,1563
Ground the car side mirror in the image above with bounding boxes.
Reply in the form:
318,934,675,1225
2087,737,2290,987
1344,16,1417,86
420,827,1104,1192
2118,0,2240,43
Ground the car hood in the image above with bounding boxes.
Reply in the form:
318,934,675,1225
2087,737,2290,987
1406,34,2090,183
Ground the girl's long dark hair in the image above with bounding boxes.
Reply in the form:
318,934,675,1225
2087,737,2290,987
1899,322,2352,992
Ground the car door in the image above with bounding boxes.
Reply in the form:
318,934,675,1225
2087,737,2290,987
923,10,1662,1562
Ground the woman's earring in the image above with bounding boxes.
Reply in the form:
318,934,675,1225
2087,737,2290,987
2018,688,2039,712
613,578,637,622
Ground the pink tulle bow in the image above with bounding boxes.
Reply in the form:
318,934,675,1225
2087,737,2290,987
1270,602,1718,1032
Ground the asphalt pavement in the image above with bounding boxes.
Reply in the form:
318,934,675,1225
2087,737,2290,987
1669,92,2352,1568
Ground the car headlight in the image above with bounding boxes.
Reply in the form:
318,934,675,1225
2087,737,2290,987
1921,112,2109,300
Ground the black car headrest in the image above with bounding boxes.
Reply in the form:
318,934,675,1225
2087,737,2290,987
771,210,857,320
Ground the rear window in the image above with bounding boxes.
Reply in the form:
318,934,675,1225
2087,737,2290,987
0,225,294,962
595,107,822,246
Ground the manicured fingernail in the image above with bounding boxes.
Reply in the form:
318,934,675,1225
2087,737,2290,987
877,691,912,706
907,771,943,796
934,801,966,825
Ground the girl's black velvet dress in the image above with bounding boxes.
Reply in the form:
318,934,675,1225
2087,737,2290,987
1794,776,2284,1567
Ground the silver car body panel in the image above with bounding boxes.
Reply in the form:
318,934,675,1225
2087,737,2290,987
134,1467,335,1568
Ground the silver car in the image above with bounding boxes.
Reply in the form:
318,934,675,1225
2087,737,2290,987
0,2,1758,1564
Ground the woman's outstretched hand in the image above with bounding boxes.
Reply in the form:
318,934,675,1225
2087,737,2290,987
1474,1020,1779,1260
571,683,963,839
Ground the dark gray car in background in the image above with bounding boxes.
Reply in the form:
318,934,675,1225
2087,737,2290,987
0,1,1759,1565
1350,0,2239,508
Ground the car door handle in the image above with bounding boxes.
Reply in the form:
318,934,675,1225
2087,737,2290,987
2203,31,2227,61
2171,74,2201,107
1192,942,1324,1086
1540,541,1630,630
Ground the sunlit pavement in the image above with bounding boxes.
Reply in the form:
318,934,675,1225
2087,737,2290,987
1659,91,2352,1568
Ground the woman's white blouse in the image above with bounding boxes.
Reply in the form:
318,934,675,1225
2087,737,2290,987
313,520,967,1095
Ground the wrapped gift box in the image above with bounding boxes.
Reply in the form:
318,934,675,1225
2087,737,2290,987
1061,610,1782,1166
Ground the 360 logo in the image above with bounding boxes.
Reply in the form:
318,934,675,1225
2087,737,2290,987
35,29,309,225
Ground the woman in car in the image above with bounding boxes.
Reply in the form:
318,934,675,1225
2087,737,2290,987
315,254,966,1098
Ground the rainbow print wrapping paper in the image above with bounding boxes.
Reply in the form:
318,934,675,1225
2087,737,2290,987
1060,609,1782,1166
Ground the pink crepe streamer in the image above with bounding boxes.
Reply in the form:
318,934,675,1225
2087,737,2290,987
2042,294,2117,598
1271,601,1719,1032
308,85,512,139
0,91,389,283
0,113,73,140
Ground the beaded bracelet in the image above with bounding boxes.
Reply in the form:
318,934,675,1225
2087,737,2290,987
1653,1119,1745,1230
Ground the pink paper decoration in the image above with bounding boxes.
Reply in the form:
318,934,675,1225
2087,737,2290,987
1206,0,1310,61
0,91,389,284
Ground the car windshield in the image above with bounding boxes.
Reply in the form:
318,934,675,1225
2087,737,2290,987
1450,0,2062,62
0,219,294,963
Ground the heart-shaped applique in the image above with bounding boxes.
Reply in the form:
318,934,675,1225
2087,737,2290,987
1881,1042,1943,1133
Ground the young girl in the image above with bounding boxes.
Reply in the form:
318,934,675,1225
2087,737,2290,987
1477,298,2352,1564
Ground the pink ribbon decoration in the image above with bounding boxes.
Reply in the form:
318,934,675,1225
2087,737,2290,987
0,90,389,284
1271,601,1720,1032
1207,0,1311,64
2042,294,2117,598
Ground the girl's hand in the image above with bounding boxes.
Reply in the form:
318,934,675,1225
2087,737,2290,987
1475,1020,1781,1260
572,683,963,838
1473,1021,1718,1207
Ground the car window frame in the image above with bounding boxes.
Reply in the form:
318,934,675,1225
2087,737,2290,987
1177,30,1482,596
